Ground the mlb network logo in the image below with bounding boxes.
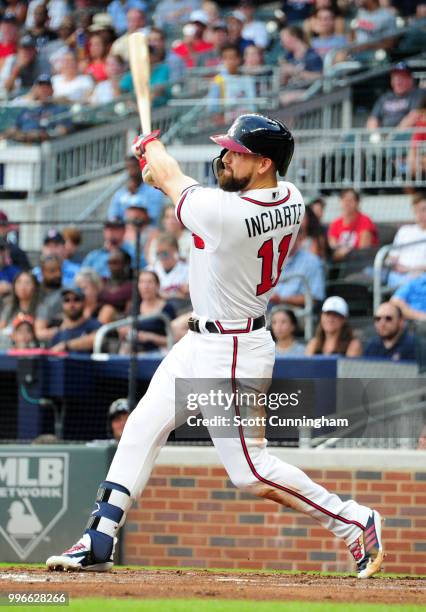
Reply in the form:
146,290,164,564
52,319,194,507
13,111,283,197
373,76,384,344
0,452,69,560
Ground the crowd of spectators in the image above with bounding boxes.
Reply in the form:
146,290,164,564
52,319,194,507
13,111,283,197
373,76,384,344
0,0,423,141
0,183,425,364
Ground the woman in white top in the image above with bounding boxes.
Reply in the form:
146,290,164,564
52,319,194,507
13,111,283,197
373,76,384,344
51,51,93,103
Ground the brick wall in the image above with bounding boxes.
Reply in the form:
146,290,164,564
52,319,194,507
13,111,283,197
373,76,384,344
124,460,426,574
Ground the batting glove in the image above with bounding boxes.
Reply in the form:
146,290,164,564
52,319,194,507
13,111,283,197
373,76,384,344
131,130,161,159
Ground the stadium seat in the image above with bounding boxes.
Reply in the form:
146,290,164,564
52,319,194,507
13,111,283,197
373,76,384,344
326,280,374,317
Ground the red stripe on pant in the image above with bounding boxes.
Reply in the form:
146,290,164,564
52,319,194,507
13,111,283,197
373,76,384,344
231,336,365,532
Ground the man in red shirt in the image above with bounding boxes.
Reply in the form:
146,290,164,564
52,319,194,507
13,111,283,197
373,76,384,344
172,10,214,68
328,188,379,261
0,14,19,62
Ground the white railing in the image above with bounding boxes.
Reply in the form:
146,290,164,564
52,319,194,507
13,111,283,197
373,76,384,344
1,123,424,195
93,312,174,355
168,127,426,192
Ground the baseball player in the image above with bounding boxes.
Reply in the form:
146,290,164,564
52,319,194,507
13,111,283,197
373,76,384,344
46,114,383,578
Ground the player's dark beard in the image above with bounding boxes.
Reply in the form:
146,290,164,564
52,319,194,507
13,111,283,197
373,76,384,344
218,170,251,192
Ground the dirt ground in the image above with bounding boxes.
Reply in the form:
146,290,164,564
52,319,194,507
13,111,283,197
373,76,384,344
0,567,425,604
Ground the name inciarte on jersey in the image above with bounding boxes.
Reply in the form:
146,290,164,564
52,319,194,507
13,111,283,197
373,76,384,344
244,203,303,238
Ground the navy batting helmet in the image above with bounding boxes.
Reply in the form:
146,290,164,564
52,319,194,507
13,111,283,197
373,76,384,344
210,114,294,176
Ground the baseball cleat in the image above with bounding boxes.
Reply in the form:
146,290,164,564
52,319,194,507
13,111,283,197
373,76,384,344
349,510,384,579
46,533,115,572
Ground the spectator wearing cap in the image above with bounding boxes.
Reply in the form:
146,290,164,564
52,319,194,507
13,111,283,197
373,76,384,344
365,301,417,361
107,0,147,36
87,13,116,48
0,238,20,298
226,10,254,55
172,10,214,68
153,0,201,30
108,398,130,442
391,272,426,321
10,313,37,349
81,219,131,279
5,75,72,143
279,25,322,106
111,8,147,63
0,270,39,331
367,63,424,130
4,35,50,95
52,51,93,103
49,286,101,353
108,156,165,226
270,222,325,309
0,210,30,270
238,0,269,49
328,189,378,263
305,296,362,356
34,254,63,343
123,201,155,269
32,229,80,286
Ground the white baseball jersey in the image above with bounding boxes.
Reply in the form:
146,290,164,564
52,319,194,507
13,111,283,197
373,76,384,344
176,181,305,319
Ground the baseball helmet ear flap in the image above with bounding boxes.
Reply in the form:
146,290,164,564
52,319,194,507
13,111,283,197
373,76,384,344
212,148,227,180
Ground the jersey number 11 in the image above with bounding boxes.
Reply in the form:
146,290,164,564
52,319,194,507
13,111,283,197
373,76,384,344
256,233,292,296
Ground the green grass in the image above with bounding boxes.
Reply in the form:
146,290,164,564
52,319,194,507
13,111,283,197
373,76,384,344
63,599,426,612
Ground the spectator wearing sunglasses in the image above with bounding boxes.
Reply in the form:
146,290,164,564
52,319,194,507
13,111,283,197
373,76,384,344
49,287,101,353
364,301,417,361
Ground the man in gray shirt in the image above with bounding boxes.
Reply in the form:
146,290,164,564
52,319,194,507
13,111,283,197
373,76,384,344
367,63,424,129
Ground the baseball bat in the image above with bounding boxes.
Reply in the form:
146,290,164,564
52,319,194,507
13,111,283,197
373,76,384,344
128,32,151,133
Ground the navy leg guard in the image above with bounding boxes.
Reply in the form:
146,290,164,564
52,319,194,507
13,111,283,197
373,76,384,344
85,481,132,562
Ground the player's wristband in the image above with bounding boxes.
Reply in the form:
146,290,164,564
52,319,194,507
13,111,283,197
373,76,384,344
139,157,147,172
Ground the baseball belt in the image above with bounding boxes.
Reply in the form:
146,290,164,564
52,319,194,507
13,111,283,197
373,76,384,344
188,315,266,334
